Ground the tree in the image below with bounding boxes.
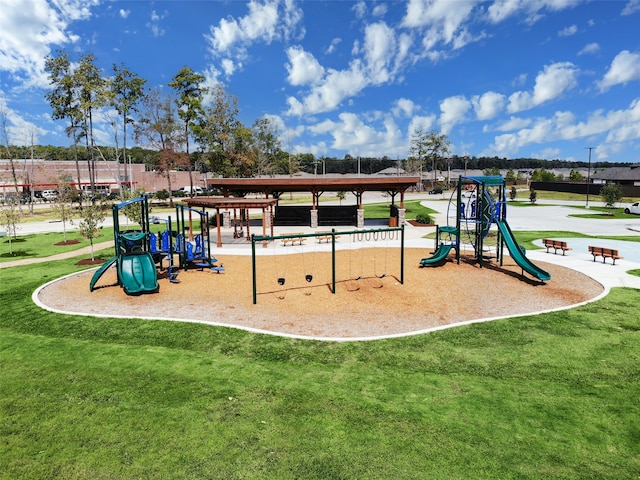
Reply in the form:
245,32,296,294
76,199,107,261
120,189,146,227
505,168,516,184
251,117,282,177
530,168,556,182
110,63,147,193
0,200,21,254
410,129,451,189
135,88,188,207
529,188,537,204
196,85,243,177
0,106,23,215
44,50,84,195
600,182,622,209
510,186,517,201
52,179,77,243
76,53,107,196
168,66,207,193
569,169,584,181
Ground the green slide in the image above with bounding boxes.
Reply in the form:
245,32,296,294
420,244,454,266
496,220,551,281
118,253,159,294
89,256,118,292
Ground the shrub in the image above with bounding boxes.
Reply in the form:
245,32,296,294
415,213,433,224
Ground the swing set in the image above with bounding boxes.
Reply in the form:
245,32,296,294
251,226,405,304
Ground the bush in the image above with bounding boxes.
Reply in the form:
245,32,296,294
415,213,434,224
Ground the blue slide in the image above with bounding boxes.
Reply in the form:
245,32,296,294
89,256,118,292
496,220,551,281
118,253,159,294
420,244,454,266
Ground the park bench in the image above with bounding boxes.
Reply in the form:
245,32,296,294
316,231,341,243
281,233,306,246
588,245,623,265
542,238,572,255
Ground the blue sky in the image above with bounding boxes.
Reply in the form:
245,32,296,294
1,0,640,163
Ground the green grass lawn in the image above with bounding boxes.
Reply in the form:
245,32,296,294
1,244,639,478
364,199,437,220
0,228,115,262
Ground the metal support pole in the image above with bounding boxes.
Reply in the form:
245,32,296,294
400,224,405,284
251,235,257,305
331,228,336,294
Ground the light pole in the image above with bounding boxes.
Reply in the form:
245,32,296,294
586,147,594,208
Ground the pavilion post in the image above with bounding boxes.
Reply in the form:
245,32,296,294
245,208,250,240
270,205,274,237
261,207,268,247
216,208,222,247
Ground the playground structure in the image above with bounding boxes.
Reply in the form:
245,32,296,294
251,226,405,304
90,196,159,294
174,205,224,273
420,175,550,282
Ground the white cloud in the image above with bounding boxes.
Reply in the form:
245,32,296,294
147,10,167,37
507,91,533,113
508,62,578,113
372,4,388,17
352,1,367,19
325,37,341,55
286,46,325,86
286,21,412,116
439,95,470,133
558,24,577,36
205,0,303,76
486,99,640,157
362,22,399,84
0,0,98,89
392,98,418,118
472,91,506,120
622,0,640,16
598,50,640,91
408,114,436,134
119,9,130,19
532,62,578,104
578,42,600,56
287,65,368,116
493,116,533,132
486,0,578,25
0,96,47,146
402,0,481,57
306,112,405,157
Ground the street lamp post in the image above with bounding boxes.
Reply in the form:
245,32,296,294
586,147,594,208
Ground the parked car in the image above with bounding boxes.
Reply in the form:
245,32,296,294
429,187,443,195
624,202,640,215
41,190,58,201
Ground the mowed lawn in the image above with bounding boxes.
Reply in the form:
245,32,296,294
1,252,639,478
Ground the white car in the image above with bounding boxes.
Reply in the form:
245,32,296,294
42,190,58,200
624,202,640,215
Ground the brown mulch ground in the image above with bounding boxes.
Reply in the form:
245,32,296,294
37,248,603,340
54,240,81,246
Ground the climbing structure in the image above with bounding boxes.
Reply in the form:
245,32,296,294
90,196,159,294
424,175,550,282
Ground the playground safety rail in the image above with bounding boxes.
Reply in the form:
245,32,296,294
251,226,405,305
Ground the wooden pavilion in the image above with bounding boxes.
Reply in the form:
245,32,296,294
185,176,420,247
